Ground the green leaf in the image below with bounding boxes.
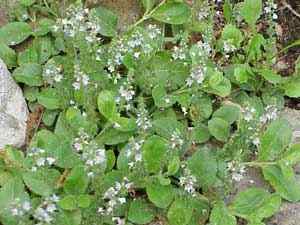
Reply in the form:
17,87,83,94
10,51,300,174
142,135,167,174
167,197,193,225
35,129,80,169
18,44,39,65
241,0,262,26
24,86,39,102
105,150,116,172
77,195,91,208
152,117,184,139
146,181,174,208
247,33,265,61
42,110,59,126
263,165,300,202
283,77,300,97
37,88,62,109
222,24,244,48
20,0,35,6
279,143,300,167
128,199,154,224
230,188,281,220
259,68,282,84
22,168,61,196
0,177,29,216
96,127,134,145
248,221,265,225
34,18,55,36
234,64,252,84
56,210,82,225
0,22,32,45
89,7,118,37
0,42,17,68
97,90,118,120
59,195,77,210
258,119,292,161
113,116,137,132
13,63,43,86
187,148,218,188
208,70,231,97
167,155,181,175
152,2,191,25
190,95,213,121
64,166,89,195
191,123,210,143
223,0,233,23
208,117,230,142
213,104,241,124
142,0,156,12
35,37,55,64
152,85,176,108
210,202,237,225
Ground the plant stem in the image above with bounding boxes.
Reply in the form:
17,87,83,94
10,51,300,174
130,0,167,29
241,161,277,167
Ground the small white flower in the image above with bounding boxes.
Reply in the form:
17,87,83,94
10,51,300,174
36,158,46,167
46,157,56,165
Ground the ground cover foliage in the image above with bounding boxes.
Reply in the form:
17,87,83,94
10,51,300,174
1,0,300,224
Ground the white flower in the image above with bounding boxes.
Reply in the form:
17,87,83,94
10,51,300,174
259,105,278,124
72,65,90,90
136,108,152,131
186,66,206,87
172,46,187,60
227,161,246,182
119,85,135,102
170,130,184,149
223,40,237,54
46,157,56,165
179,167,197,196
36,158,46,167
198,9,210,21
242,107,256,122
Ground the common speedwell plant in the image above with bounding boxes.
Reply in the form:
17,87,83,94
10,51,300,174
1,0,300,224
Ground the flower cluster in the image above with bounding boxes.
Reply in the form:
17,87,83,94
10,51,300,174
264,0,278,21
227,161,246,182
98,178,133,217
242,106,256,122
72,129,106,177
27,147,56,172
125,138,144,169
54,4,101,43
172,43,188,61
105,24,162,77
9,198,31,217
259,105,278,124
197,1,210,21
179,166,197,196
136,107,152,132
117,79,135,110
43,60,63,84
72,64,90,90
223,40,237,57
33,195,60,225
170,130,184,149
186,65,207,87
186,41,211,86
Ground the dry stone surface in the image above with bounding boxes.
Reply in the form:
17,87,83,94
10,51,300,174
0,59,28,148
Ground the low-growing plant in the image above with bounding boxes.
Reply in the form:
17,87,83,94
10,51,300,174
0,0,300,224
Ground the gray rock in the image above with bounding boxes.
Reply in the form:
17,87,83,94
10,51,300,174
267,203,300,225
0,59,28,148
280,108,300,144
231,108,300,225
